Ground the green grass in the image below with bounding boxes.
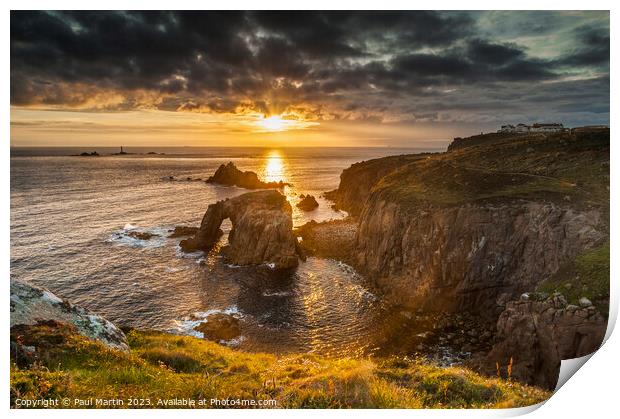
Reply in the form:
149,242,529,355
537,242,610,314
367,130,609,213
10,323,550,409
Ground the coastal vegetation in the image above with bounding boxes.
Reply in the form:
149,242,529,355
372,130,609,212
538,242,610,315
11,322,550,409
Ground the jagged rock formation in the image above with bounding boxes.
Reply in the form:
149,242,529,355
324,154,422,216
180,190,300,269
10,278,128,351
484,293,607,389
206,162,288,189
296,194,319,211
356,198,604,313
295,219,357,262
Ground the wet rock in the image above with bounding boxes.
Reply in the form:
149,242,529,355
168,226,199,238
180,190,300,269
206,162,289,189
295,218,357,263
194,313,241,342
296,194,319,211
127,231,156,240
10,279,128,351
484,294,606,389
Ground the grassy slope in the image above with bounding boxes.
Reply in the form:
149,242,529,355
372,130,609,213
10,324,549,409
537,242,610,314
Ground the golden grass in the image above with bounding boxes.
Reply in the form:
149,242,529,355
10,324,551,409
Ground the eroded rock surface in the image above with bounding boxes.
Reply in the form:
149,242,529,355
295,219,357,262
206,162,288,189
324,154,420,216
194,313,241,342
483,293,606,389
296,194,319,211
168,225,199,238
355,198,604,313
10,278,128,351
180,190,300,269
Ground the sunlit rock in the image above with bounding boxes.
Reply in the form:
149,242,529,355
180,190,301,270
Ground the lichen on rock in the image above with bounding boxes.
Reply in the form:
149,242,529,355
10,278,129,351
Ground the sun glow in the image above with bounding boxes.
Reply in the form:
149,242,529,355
259,115,286,131
263,150,286,183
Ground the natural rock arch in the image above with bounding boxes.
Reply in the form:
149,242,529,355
180,190,301,270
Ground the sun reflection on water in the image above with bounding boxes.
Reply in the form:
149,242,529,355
263,150,286,183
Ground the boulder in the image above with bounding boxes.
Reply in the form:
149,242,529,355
194,313,241,341
206,162,289,189
168,226,199,238
296,194,319,211
180,190,301,269
10,278,128,351
483,293,606,389
127,231,156,240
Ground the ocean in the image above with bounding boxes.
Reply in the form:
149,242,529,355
11,146,443,357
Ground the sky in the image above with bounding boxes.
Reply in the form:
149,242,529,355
10,11,610,148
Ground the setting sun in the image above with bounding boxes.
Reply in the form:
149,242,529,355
260,115,286,131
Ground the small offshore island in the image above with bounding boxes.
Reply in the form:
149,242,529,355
11,127,609,408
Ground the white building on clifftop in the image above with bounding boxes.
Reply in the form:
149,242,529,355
498,122,565,134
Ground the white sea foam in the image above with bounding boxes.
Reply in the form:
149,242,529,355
107,225,170,249
174,244,203,259
262,290,292,297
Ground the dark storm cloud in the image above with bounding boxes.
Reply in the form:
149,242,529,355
556,25,610,67
10,10,609,124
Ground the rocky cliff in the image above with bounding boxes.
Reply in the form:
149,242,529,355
356,198,604,313
324,130,609,387
484,293,607,389
326,130,609,314
324,154,426,216
180,190,300,269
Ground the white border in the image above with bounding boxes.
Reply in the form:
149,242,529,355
3,2,617,418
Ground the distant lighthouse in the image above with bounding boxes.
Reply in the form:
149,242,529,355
119,146,127,155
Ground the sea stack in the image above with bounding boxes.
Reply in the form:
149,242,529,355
180,190,301,270
206,162,289,189
296,194,319,211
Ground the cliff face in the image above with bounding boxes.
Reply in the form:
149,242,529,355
485,293,607,389
355,197,604,313
324,154,424,216
326,130,609,314
181,190,300,269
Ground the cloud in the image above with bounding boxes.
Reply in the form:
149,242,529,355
10,11,609,125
